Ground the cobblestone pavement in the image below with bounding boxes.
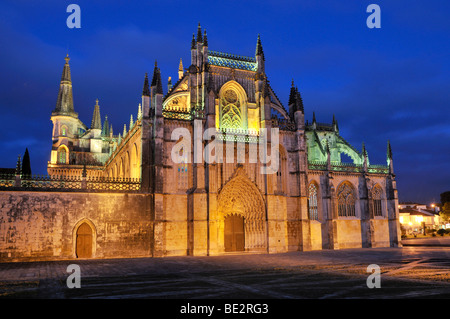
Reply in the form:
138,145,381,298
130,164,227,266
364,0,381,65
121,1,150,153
1,246,450,299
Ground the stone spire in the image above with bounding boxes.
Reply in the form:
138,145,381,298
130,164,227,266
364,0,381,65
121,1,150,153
387,140,393,160
151,61,163,95
196,22,203,43
15,155,21,176
362,142,368,157
295,89,304,113
142,72,150,96
53,54,77,117
137,103,142,120
387,140,394,175
191,33,196,49
91,99,102,130
288,80,304,119
362,142,368,172
178,58,184,80
255,34,265,60
332,114,339,133
167,76,172,92
203,29,208,46
101,115,110,137
288,80,297,106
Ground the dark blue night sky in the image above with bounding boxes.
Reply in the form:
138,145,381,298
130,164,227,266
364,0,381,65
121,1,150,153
0,1,448,204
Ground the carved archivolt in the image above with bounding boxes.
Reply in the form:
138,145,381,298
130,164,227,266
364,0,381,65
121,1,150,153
217,168,267,250
218,169,265,221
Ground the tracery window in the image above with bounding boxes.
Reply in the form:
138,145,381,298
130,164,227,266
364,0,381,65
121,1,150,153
337,182,356,217
221,89,242,129
308,182,319,220
58,147,67,164
372,185,383,217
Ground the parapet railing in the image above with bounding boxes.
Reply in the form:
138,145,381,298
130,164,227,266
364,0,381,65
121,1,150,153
0,173,141,193
308,161,389,174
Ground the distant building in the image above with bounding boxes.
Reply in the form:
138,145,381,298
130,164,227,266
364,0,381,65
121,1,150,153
399,203,442,234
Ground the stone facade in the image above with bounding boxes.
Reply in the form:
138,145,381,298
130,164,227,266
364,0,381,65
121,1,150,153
0,191,152,261
0,25,401,262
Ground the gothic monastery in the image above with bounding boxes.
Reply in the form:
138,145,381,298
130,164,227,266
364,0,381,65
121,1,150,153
0,25,401,261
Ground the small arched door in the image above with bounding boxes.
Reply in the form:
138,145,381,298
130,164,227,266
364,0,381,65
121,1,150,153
224,214,245,252
76,223,93,258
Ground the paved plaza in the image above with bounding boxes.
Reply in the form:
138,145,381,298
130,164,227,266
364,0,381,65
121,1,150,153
1,243,450,299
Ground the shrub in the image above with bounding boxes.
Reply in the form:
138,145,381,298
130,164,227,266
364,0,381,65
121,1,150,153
437,229,446,236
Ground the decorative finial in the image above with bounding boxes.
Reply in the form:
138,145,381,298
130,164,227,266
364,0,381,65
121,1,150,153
203,29,208,46
138,103,142,120
197,22,203,42
191,33,196,49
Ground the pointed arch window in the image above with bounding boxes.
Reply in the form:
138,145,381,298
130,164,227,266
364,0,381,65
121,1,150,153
61,126,68,136
372,185,383,217
337,182,356,217
308,182,319,220
58,147,67,164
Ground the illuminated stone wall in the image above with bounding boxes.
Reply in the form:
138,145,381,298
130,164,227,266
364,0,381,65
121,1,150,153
0,191,152,261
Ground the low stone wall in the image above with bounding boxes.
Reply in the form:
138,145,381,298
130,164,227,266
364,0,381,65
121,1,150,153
0,191,152,262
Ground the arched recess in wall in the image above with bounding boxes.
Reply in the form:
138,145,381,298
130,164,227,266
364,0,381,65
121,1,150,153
57,145,69,164
113,163,118,179
125,151,130,178
119,158,124,178
72,218,97,259
131,143,140,179
218,80,248,131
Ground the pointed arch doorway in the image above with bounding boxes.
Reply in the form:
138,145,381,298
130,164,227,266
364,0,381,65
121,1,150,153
224,214,245,252
76,222,93,258
217,168,267,253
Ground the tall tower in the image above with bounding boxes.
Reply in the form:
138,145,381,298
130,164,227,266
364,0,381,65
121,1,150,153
49,54,86,166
